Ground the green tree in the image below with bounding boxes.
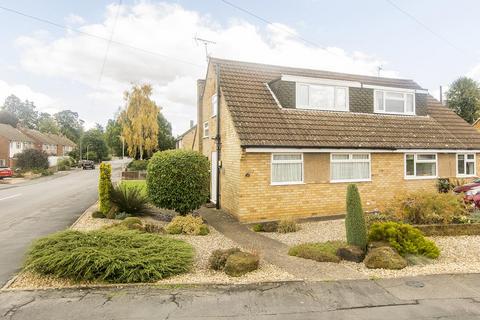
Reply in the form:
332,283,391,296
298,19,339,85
104,119,123,156
54,110,84,143
446,77,480,124
2,95,38,129
157,113,175,151
345,184,367,249
0,110,19,127
80,128,109,162
98,162,112,215
38,112,60,134
119,84,159,159
16,149,49,170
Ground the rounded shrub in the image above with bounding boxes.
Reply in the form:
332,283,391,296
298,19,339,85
368,222,440,259
345,184,368,250
24,230,194,283
16,149,49,170
147,150,209,215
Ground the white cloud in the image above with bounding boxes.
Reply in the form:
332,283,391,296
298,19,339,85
65,14,86,25
14,1,400,135
0,80,57,112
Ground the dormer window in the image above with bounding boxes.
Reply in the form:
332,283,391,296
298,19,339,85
374,90,415,115
296,83,348,111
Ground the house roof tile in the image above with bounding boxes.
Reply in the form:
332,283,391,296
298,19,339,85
0,124,34,142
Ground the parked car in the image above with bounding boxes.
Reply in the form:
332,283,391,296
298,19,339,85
453,178,480,193
0,166,13,179
81,160,95,170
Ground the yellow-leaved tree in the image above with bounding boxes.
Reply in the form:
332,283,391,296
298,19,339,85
120,84,160,159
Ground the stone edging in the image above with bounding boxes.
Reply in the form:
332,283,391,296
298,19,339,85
416,223,480,236
69,201,99,230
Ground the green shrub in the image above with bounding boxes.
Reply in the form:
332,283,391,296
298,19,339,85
252,224,263,232
32,168,53,176
365,213,399,228
250,221,278,232
147,150,209,215
368,222,440,259
288,241,345,263
382,191,467,225
208,248,241,271
345,184,367,249
98,163,112,215
57,158,72,171
165,215,210,235
23,230,194,283
92,211,105,219
224,252,259,277
436,178,453,193
111,183,149,215
277,218,300,233
16,149,49,170
127,160,149,171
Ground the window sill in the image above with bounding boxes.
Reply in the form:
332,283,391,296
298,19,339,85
456,174,476,178
404,176,438,180
330,179,371,184
374,110,416,116
295,106,349,112
270,182,305,186
211,115,217,118
203,136,209,139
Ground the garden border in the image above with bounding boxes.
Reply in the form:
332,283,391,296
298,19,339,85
415,223,480,236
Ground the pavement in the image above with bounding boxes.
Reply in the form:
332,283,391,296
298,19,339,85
200,207,365,281
2,273,480,319
0,160,125,287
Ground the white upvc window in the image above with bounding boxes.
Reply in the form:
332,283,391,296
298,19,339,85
330,153,371,182
374,90,415,115
457,153,476,177
203,121,209,138
211,94,217,117
0,159,6,167
405,153,437,179
271,153,303,185
296,83,348,111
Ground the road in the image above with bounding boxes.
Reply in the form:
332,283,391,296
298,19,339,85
0,160,124,287
2,273,480,319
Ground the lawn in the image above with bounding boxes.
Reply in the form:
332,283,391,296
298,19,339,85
121,180,147,195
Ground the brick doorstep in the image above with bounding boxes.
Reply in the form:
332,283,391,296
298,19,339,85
199,207,367,281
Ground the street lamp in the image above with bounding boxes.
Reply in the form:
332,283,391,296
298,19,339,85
86,145,91,161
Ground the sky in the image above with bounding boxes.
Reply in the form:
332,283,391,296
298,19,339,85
0,0,480,135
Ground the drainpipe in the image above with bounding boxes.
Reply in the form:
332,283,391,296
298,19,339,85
215,63,221,209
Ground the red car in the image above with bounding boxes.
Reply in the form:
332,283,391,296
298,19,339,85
0,166,13,179
453,178,480,193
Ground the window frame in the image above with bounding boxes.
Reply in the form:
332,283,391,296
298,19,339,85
374,90,415,115
203,121,209,139
295,82,349,112
0,159,5,167
456,153,476,177
270,153,304,186
211,94,218,117
404,153,438,179
330,153,371,183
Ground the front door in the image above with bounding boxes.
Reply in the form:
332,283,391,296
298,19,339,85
210,151,217,203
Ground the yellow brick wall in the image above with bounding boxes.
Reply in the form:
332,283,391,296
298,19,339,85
199,64,217,158
233,152,480,222
177,127,198,151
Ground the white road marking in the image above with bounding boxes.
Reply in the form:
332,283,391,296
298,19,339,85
0,194,21,201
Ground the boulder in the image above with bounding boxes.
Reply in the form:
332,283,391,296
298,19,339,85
261,221,278,232
336,245,365,263
368,241,391,250
364,247,407,270
224,252,259,277
208,248,241,271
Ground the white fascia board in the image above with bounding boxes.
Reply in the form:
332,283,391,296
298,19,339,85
281,74,362,88
362,84,428,94
245,147,480,153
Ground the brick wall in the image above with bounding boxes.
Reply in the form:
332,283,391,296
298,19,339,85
178,127,198,151
0,136,9,166
230,152,480,222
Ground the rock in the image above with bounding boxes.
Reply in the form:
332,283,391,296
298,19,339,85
364,247,407,270
336,245,365,263
208,248,241,271
368,241,391,250
261,221,278,232
224,252,260,277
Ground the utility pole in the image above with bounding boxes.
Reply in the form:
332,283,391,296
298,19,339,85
377,65,383,77
194,36,216,62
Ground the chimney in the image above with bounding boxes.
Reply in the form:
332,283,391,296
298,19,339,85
190,120,194,128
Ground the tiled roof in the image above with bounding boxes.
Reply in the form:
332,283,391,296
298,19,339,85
20,128,58,145
45,133,76,147
212,58,480,150
0,124,33,142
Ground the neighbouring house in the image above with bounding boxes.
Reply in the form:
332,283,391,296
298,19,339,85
196,58,480,222
45,133,76,156
0,124,35,167
473,118,480,132
176,122,198,151
20,128,59,156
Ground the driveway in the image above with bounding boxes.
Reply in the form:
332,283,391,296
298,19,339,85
2,273,480,319
0,160,124,286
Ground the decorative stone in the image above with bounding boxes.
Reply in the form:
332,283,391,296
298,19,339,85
336,245,365,263
224,252,259,277
364,247,407,270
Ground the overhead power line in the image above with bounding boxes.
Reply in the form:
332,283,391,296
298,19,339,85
384,0,469,57
0,5,204,69
97,0,122,83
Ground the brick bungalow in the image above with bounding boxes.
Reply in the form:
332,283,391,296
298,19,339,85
20,128,58,156
196,58,480,222
176,124,198,151
45,133,76,156
0,124,34,167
